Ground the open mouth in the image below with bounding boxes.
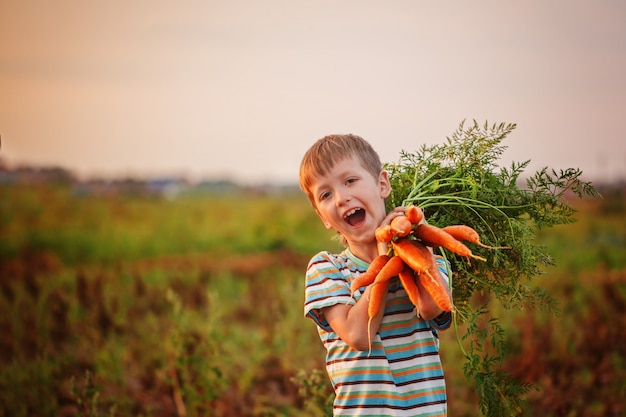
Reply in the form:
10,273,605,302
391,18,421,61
344,208,366,226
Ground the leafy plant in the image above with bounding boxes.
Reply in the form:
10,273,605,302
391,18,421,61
384,120,598,416
291,368,334,417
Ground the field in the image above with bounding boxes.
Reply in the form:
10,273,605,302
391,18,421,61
1,182,625,416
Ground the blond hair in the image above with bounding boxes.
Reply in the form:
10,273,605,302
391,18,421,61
299,134,383,206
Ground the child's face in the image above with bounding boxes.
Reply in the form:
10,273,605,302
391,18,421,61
310,155,391,247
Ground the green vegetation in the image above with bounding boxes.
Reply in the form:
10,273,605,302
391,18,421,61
0,126,624,416
0,186,330,264
0,185,337,416
385,120,598,415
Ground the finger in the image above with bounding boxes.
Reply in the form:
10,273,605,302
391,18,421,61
383,211,405,226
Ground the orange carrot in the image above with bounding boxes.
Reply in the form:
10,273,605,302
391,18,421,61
415,223,486,262
350,254,390,294
366,255,404,354
405,205,424,225
375,225,394,243
366,277,390,355
393,238,453,311
398,263,421,312
390,216,413,238
413,244,454,312
367,256,404,318
368,279,390,317
372,255,405,285
391,238,434,277
441,225,510,249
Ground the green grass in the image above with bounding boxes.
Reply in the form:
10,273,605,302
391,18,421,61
0,184,335,264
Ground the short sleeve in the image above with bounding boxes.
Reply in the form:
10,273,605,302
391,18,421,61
304,251,355,332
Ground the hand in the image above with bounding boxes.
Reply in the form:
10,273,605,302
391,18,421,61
376,206,408,255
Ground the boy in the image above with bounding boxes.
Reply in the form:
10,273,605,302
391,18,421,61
299,134,452,416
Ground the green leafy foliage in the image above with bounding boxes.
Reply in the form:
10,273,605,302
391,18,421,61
291,369,334,417
384,120,598,416
0,177,623,416
0,187,328,265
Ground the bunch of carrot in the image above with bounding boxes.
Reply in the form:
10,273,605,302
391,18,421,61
355,205,500,325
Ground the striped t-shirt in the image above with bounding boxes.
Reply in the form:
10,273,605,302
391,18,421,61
304,248,451,416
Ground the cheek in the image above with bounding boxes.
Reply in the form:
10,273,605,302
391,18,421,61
320,217,333,230
315,208,333,229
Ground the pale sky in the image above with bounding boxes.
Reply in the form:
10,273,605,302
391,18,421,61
1,1,625,184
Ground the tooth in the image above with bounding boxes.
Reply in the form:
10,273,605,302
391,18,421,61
344,208,357,218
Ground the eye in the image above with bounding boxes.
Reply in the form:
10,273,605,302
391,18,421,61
346,177,358,185
319,191,331,201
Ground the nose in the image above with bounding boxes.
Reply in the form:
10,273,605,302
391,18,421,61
334,186,352,206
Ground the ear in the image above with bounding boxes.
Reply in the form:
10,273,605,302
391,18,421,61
315,208,333,230
378,170,392,199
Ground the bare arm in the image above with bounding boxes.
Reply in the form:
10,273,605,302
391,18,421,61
322,284,386,351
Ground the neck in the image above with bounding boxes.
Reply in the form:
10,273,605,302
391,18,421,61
349,243,379,265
